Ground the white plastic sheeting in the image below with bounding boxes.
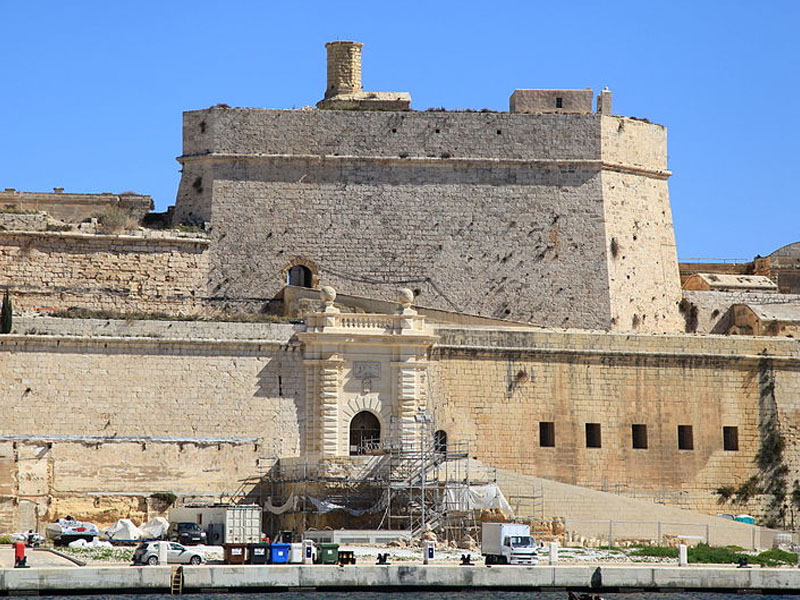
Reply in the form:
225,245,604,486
307,496,375,516
444,483,513,515
68,538,113,549
103,518,143,541
139,517,169,539
264,495,299,515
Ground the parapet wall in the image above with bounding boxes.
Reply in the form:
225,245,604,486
180,108,602,164
0,189,152,224
0,231,209,314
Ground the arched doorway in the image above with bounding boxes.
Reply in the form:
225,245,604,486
286,265,312,287
434,430,447,455
349,411,381,455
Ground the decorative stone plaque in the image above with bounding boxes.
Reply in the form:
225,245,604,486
353,361,380,380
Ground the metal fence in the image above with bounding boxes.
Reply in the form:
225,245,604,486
539,518,800,551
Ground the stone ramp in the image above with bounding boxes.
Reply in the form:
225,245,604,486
470,461,772,549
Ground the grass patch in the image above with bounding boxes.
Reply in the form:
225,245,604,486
628,544,796,566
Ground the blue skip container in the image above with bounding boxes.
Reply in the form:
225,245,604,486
270,542,291,564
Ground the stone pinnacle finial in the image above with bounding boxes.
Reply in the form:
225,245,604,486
398,288,414,310
320,285,337,310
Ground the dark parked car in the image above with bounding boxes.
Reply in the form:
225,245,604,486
168,522,207,545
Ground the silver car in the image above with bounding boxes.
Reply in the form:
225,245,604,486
132,541,204,565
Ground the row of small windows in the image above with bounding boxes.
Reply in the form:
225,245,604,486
538,422,739,451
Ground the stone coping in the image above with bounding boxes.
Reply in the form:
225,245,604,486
0,230,208,244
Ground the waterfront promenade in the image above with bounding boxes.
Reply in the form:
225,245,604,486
3,564,800,595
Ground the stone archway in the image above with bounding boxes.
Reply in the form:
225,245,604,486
349,411,381,456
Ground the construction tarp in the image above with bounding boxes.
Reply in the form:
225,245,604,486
140,517,169,539
103,518,143,541
264,495,300,515
444,483,513,515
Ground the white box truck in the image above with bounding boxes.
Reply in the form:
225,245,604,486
481,522,538,565
168,504,262,545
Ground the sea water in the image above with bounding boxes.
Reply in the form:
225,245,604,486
33,593,800,599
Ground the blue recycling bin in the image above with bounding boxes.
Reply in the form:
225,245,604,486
269,542,290,564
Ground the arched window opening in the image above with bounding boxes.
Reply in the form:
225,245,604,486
434,430,447,455
349,411,381,456
287,265,312,288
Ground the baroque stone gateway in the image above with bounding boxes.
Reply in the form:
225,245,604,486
0,42,798,539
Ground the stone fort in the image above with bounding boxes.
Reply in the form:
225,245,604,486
1,42,799,541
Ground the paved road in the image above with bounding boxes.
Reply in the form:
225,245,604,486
0,547,78,568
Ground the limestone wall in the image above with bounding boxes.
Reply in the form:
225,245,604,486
0,190,152,224
4,318,796,529
0,231,209,314
431,327,800,515
207,164,611,328
601,117,682,332
0,331,304,530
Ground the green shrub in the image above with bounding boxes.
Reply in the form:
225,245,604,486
0,535,13,544
150,491,177,506
628,546,678,558
752,548,796,567
628,544,796,567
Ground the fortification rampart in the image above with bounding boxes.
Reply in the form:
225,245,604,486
0,320,797,529
0,231,209,313
0,326,303,530
175,107,681,332
432,327,800,515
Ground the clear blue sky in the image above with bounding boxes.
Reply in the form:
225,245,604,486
1,1,797,259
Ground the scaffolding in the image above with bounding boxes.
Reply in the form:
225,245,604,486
256,419,503,543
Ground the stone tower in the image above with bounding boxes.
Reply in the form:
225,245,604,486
173,42,682,333
324,41,363,99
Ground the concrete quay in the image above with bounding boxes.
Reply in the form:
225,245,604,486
3,564,800,595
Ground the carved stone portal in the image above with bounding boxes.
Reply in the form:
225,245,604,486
296,288,437,458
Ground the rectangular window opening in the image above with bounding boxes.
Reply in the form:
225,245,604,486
723,426,739,451
555,97,563,108
678,425,694,450
632,424,648,449
585,423,601,448
539,422,555,447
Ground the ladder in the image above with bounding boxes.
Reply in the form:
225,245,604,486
170,566,184,595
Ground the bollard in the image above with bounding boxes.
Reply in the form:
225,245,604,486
302,540,314,565
423,541,435,565
678,544,688,567
158,540,169,565
13,541,27,568
549,541,559,565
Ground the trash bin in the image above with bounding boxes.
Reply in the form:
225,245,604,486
337,550,356,565
224,544,247,564
247,543,269,564
317,543,339,564
269,542,291,564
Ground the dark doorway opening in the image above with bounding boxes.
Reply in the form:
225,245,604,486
349,411,381,455
434,430,447,455
287,265,312,287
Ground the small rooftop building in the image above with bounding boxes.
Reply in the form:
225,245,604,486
728,302,800,337
682,273,778,293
